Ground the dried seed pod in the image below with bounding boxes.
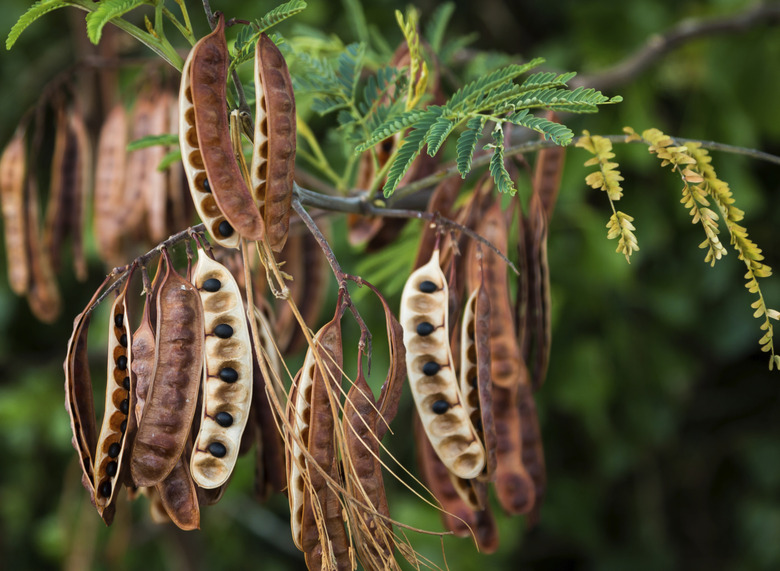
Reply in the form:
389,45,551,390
93,104,129,266
142,90,172,244
532,111,565,221
190,250,253,489
286,306,348,566
518,381,546,526
132,253,204,487
412,176,462,272
156,450,200,530
179,26,239,248
26,174,61,323
132,262,164,425
400,249,485,480
459,283,497,481
0,127,29,294
190,15,264,242
251,33,296,252
93,269,136,522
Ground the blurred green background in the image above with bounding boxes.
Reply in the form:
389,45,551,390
1,1,779,569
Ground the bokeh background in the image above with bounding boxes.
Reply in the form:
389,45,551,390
1,0,779,569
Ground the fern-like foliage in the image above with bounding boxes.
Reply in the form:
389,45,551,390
231,1,307,70
486,125,515,194
424,2,455,53
576,131,637,262
294,42,366,117
622,126,778,369
256,0,307,33
6,0,70,50
86,0,146,45
456,116,487,178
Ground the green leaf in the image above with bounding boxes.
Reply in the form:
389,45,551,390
356,108,427,152
488,127,516,194
7,0,70,50
86,0,145,45
446,59,544,112
256,0,307,33
424,113,454,156
382,126,428,197
455,116,486,178
126,133,179,152
424,2,455,53
335,42,365,98
157,149,182,172
341,0,369,43
506,112,574,145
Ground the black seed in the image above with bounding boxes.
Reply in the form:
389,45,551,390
416,322,435,336
203,278,221,292
474,418,483,432
469,375,477,387
105,461,117,478
214,323,234,338
203,178,211,193
108,443,121,458
215,412,233,427
119,399,129,415
219,367,239,383
122,376,130,390
120,420,127,433
422,361,441,376
116,355,127,371
218,221,234,238
119,333,128,347
207,442,227,458
419,280,438,293
431,400,450,414
99,481,112,498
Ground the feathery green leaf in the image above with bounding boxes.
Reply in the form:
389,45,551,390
487,126,516,194
126,133,179,152
455,116,486,177
86,0,145,45
355,108,428,152
7,0,69,50
506,111,574,145
256,0,307,33
424,113,455,156
446,59,544,112
383,126,428,197
425,2,455,53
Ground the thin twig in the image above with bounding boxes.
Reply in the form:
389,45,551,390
292,198,373,357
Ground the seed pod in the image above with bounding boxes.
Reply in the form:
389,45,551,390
143,90,172,244
93,268,136,522
343,361,394,568
412,176,462,272
132,252,204,487
166,92,194,235
459,282,497,481
156,450,200,530
190,15,264,242
400,249,485,480
0,127,29,294
518,381,546,527
190,250,253,489
132,261,164,425
532,111,565,221
93,104,129,266
286,306,347,564
26,174,61,323
251,33,296,252
179,27,239,249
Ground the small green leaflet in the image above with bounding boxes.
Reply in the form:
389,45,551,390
424,2,455,53
506,110,573,145
6,0,70,50
126,133,179,152
456,116,486,178
86,0,145,45
425,113,454,156
382,126,428,198
256,0,307,33
487,126,515,194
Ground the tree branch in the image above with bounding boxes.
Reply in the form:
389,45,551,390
572,3,780,91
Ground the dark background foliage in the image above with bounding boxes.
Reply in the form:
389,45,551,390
0,1,779,570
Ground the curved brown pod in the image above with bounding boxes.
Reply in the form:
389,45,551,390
132,252,204,487
132,261,164,425
190,15,264,242
26,174,61,323
156,451,200,530
251,33,296,252
93,268,136,522
0,127,29,294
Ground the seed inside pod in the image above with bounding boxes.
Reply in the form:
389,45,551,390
105,461,117,477
99,481,112,498
108,442,121,458
207,442,227,457
417,322,435,336
114,314,124,328
214,323,234,338
120,420,127,433
432,400,450,414
419,280,438,293
422,361,441,376
215,411,233,427
219,367,238,383
122,377,130,390
116,356,127,371
119,334,128,347
202,278,221,292
218,221,234,238
203,178,211,193
119,399,129,415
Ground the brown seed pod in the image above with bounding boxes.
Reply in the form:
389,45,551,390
400,249,485,480
190,15,264,242
412,176,462,272
190,250,253,489
142,90,172,245
286,305,348,566
93,267,136,522
459,282,497,481
179,24,239,249
532,111,565,221
251,33,296,253
26,174,61,323
93,104,129,266
518,381,546,527
132,251,204,487
156,450,200,530
0,127,30,294
132,261,165,425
